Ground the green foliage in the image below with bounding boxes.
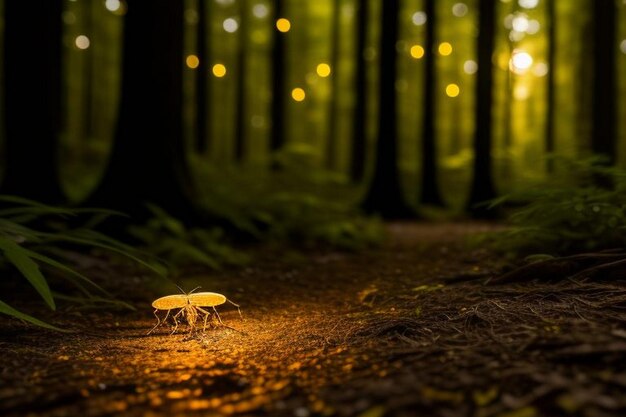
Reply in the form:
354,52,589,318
192,161,383,250
480,156,626,255
0,195,163,330
129,205,248,272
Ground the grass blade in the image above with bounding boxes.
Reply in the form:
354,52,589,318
0,300,68,332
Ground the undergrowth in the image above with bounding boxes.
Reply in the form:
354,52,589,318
478,156,626,256
0,195,164,330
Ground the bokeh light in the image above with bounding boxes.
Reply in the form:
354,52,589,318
186,55,200,69
252,4,269,19
438,42,453,56
446,84,460,98
292,88,306,102
452,3,469,17
223,18,239,33
412,11,427,26
316,63,332,77
463,60,478,74
212,64,227,77
510,50,533,74
75,35,90,50
104,0,121,12
276,18,291,33
410,45,425,59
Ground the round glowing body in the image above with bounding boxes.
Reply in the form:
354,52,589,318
152,292,227,310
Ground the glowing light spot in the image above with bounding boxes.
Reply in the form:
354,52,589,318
452,3,468,17
75,35,90,50
532,62,549,77
438,42,453,56
518,0,539,9
412,11,427,26
510,50,533,74
509,30,525,42
62,11,76,24
527,20,540,34
186,55,200,69
276,18,291,33
316,63,331,77
212,64,227,77
514,85,530,100
291,88,306,102
463,60,478,74
223,18,239,33
620,39,626,54
446,84,460,98
511,14,529,32
105,0,121,12
252,4,269,18
410,45,425,59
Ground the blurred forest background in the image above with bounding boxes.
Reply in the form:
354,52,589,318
0,0,625,214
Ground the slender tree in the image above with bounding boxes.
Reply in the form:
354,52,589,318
590,0,617,163
234,0,249,162
270,0,287,152
545,0,556,172
361,0,414,218
195,0,209,154
350,0,368,182
419,0,443,206
467,0,497,216
86,0,199,221
326,0,342,170
1,0,65,202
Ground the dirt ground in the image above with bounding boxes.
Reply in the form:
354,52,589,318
2,223,626,417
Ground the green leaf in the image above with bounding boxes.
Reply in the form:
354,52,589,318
0,237,55,310
0,300,67,331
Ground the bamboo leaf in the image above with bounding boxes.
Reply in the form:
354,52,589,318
0,300,67,331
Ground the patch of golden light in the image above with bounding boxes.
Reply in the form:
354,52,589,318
212,64,227,78
276,18,291,33
446,83,460,98
316,63,331,77
438,42,453,56
410,45,425,59
291,88,306,102
186,55,200,69
75,35,90,50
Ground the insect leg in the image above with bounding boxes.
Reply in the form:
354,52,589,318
171,308,184,334
196,306,211,332
147,309,162,335
212,306,224,325
227,298,243,319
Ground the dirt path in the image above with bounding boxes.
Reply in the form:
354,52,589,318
2,223,626,417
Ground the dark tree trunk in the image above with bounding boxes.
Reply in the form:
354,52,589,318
419,0,443,206
545,0,556,172
84,0,95,141
326,0,341,171
361,0,413,218
350,0,367,183
270,0,286,153
467,0,497,217
86,0,199,222
234,0,248,162
1,0,65,203
195,0,209,154
590,0,617,163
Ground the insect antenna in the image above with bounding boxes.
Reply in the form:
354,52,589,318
189,286,202,294
176,284,187,295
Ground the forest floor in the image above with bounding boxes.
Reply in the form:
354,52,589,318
2,223,626,417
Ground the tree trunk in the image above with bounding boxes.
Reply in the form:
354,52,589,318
1,0,65,203
234,0,248,162
419,0,443,206
86,0,199,222
195,0,209,154
350,0,368,183
326,0,341,171
361,0,413,218
590,0,617,163
545,0,556,172
467,0,497,217
270,0,287,153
